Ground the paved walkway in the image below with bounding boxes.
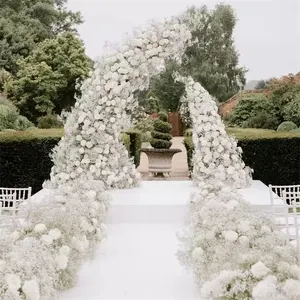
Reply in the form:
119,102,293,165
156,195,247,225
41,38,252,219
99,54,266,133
137,137,190,180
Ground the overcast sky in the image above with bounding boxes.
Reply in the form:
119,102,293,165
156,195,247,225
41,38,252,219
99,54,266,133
68,0,300,80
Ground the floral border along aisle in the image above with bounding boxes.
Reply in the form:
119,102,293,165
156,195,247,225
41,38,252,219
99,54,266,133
176,77,300,299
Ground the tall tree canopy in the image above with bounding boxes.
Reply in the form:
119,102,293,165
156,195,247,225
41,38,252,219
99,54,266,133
5,33,92,122
144,4,247,112
0,0,82,74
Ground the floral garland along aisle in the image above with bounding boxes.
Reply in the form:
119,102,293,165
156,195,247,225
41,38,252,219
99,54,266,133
0,19,192,300
176,76,300,299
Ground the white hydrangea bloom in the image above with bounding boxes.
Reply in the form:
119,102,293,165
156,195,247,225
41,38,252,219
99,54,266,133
22,279,40,300
34,224,47,234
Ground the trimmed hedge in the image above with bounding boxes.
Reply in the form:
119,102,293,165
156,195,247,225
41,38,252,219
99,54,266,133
184,132,300,186
0,129,141,193
123,129,142,168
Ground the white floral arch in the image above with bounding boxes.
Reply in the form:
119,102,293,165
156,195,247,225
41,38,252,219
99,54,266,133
49,18,251,190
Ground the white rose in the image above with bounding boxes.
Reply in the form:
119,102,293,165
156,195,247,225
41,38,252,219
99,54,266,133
5,274,21,292
224,230,238,242
55,254,69,270
34,224,47,234
22,279,40,300
59,245,71,256
49,228,62,240
192,247,204,261
41,234,54,245
251,261,270,278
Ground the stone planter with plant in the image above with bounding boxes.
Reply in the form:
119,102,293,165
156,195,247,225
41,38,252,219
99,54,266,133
141,112,181,177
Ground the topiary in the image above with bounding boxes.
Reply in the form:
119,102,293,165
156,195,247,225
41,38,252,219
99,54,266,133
150,112,172,149
277,121,298,132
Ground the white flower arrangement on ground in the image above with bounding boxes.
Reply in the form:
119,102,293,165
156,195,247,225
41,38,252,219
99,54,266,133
175,76,300,299
175,75,252,189
0,180,110,299
49,18,192,190
178,184,300,300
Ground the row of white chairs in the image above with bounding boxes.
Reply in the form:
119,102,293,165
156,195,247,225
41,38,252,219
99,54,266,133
0,187,32,228
269,184,300,263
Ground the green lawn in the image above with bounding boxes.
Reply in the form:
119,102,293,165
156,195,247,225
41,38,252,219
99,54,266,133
226,127,300,140
1,127,300,142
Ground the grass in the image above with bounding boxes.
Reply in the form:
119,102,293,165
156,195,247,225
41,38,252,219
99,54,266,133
0,128,64,142
184,127,300,140
1,127,300,142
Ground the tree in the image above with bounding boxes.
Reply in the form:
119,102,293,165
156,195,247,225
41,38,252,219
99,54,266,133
143,4,247,112
5,33,92,122
181,4,247,102
150,60,186,112
255,79,270,90
0,0,82,74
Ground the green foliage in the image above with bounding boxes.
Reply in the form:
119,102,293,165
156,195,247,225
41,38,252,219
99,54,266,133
14,115,34,130
151,113,172,149
282,93,300,126
145,95,160,114
0,0,83,75
151,131,172,141
0,69,11,91
153,119,172,134
241,112,279,130
184,128,193,137
277,121,298,132
0,103,19,130
150,60,186,111
120,133,130,153
180,4,247,102
5,33,92,122
132,118,153,142
184,130,300,185
229,93,279,129
125,130,142,167
0,129,139,192
255,79,270,90
37,114,63,129
158,112,168,122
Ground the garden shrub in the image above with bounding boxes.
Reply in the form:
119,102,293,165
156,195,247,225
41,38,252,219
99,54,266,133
0,130,138,193
37,114,63,129
123,130,142,167
184,128,193,137
277,121,298,132
241,111,278,130
132,117,153,142
228,93,280,129
150,113,172,149
184,132,300,185
14,115,35,130
0,103,19,130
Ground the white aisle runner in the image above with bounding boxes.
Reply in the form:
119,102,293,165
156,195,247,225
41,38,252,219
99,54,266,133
59,181,200,300
59,180,275,300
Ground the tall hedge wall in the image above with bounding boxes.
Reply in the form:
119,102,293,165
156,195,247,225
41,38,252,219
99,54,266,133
184,135,300,186
0,130,140,193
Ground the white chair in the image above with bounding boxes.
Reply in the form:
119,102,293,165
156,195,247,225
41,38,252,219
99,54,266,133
0,187,32,228
269,185,300,263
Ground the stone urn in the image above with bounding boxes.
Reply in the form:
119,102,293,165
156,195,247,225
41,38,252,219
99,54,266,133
140,148,182,177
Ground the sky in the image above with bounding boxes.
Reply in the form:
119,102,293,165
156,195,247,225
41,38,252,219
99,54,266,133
68,0,300,81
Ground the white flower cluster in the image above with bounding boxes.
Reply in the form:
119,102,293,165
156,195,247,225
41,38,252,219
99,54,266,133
178,184,300,299
49,19,192,190
0,180,110,299
175,75,252,189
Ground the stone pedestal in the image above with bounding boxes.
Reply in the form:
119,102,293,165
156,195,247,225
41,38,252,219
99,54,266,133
140,148,182,177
